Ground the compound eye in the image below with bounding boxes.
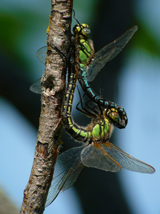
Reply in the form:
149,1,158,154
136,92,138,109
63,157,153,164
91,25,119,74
106,108,121,124
82,28,92,37
73,24,80,34
109,111,121,123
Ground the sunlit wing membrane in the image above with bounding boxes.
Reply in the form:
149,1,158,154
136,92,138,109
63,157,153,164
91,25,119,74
102,142,155,173
87,48,115,82
61,160,84,192
29,78,41,94
30,46,47,94
81,143,121,172
45,146,85,207
87,26,138,82
36,46,47,64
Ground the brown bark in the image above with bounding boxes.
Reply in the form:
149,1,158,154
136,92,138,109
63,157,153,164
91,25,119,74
20,1,73,213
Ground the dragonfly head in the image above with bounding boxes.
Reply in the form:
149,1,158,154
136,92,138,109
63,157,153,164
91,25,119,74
73,23,92,39
104,106,128,129
104,108,122,127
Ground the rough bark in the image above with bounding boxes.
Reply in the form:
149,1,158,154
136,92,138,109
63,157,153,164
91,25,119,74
20,1,73,213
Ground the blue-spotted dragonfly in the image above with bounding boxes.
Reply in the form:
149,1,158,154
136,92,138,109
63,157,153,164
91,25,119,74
45,64,155,207
30,24,137,128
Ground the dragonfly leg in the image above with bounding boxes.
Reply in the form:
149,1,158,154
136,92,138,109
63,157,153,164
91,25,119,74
76,85,97,118
73,9,81,26
85,100,99,116
50,44,72,63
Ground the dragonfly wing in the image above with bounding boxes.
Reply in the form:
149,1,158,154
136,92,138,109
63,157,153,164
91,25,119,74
45,145,85,207
87,26,138,82
36,46,47,64
29,78,41,94
81,143,121,172
87,48,115,82
102,142,155,173
30,46,47,93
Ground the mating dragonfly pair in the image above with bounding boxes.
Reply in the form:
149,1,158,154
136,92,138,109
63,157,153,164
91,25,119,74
30,22,155,207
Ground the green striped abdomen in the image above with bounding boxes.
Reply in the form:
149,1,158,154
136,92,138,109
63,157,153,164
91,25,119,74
78,69,128,129
62,69,111,143
73,23,128,129
61,71,91,142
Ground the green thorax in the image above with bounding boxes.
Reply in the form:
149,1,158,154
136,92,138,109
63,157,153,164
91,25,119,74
73,23,95,69
62,62,114,143
79,38,93,67
91,118,113,141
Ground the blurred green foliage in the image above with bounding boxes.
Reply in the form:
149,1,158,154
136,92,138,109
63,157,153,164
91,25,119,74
1,5,160,76
135,19,160,56
1,7,160,77
0,10,47,71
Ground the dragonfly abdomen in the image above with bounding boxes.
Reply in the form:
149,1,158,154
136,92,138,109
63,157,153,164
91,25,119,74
62,71,91,143
78,69,128,129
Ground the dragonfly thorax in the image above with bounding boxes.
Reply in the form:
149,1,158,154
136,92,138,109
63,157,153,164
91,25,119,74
79,39,92,67
73,23,95,70
91,118,114,142
84,112,114,142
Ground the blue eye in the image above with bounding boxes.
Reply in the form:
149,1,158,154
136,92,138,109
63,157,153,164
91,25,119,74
82,28,92,37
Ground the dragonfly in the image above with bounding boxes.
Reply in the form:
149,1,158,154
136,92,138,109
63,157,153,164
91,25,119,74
73,23,137,129
30,24,137,129
45,64,155,207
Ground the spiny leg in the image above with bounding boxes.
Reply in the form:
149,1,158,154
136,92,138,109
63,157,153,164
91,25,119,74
85,100,100,116
76,85,97,118
50,44,72,64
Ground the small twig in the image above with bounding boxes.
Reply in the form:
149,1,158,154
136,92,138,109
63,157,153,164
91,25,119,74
20,1,73,213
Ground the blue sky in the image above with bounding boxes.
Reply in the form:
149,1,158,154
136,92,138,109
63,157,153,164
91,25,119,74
117,50,160,214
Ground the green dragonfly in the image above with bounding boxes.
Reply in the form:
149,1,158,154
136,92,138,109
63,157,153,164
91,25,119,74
73,23,137,129
45,64,155,207
30,24,137,128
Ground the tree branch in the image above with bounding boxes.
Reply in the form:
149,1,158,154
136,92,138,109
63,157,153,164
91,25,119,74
20,1,73,213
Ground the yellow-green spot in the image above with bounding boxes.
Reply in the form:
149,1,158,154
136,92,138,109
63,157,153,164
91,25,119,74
92,124,100,138
104,119,109,136
68,106,71,113
68,118,72,126
79,130,87,138
80,39,91,53
69,96,72,104
88,132,91,139
79,50,88,63
80,63,85,68
72,126,80,134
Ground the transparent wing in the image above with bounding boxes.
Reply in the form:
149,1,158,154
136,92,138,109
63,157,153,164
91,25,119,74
45,145,85,207
81,143,121,172
29,78,41,94
36,46,47,64
86,48,116,82
102,142,155,173
87,26,138,82
29,46,47,94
